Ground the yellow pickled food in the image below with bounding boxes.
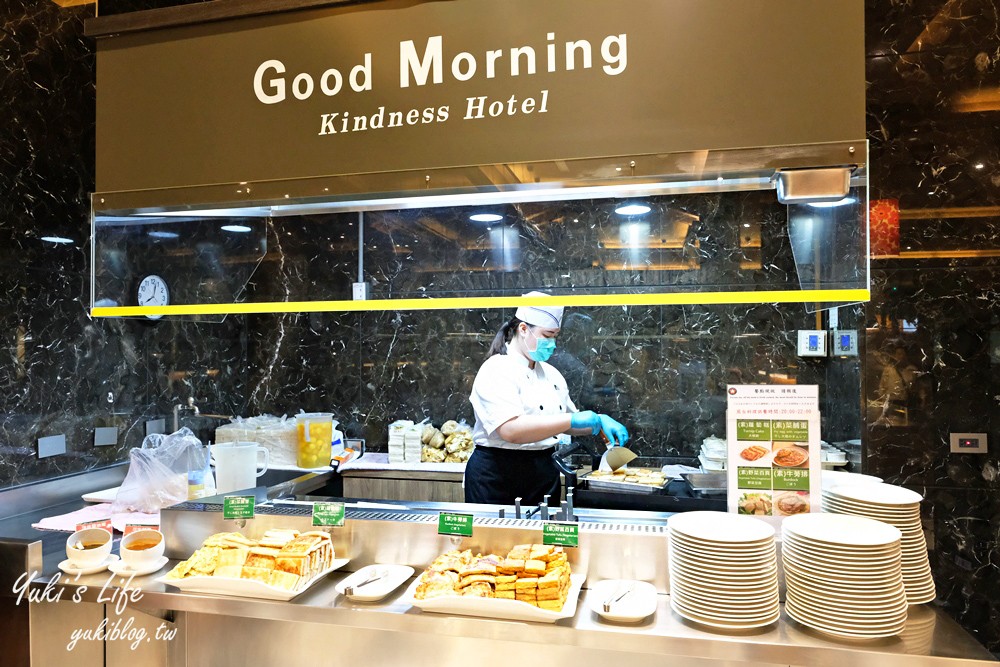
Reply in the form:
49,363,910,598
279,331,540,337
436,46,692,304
296,420,333,468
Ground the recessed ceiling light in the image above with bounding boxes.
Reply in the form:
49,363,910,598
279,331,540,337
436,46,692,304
40,236,74,244
221,224,252,233
614,203,651,216
974,163,985,170
743,223,751,228
470,213,503,223
148,230,179,239
806,197,856,208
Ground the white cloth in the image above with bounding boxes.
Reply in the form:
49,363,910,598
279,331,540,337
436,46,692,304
469,349,577,451
515,291,564,328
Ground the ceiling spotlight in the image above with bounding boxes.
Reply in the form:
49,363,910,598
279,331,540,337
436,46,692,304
806,197,856,209
975,163,985,170
148,230,179,239
469,213,503,223
221,224,252,233
40,236,74,244
614,203,651,216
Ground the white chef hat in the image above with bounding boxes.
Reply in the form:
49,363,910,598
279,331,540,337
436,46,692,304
515,291,564,329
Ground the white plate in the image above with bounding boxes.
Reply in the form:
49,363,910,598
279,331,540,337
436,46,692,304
669,533,776,556
671,589,779,614
335,564,414,602
109,556,170,577
588,579,658,623
670,598,779,629
669,569,778,593
158,558,349,601
669,512,774,544
782,514,901,547
785,603,906,639
81,486,121,503
404,573,585,623
669,542,776,565
697,453,727,471
669,564,778,586
828,483,923,506
821,471,883,489
59,554,120,575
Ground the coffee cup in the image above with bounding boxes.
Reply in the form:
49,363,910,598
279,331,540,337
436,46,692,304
66,528,113,567
120,529,165,568
212,441,269,494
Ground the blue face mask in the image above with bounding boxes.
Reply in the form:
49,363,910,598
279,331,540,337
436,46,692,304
526,330,556,362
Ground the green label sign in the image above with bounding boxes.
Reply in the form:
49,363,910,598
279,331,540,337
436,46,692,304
773,468,810,491
223,495,255,520
772,420,809,441
737,467,773,489
437,512,473,537
312,502,345,527
542,522,579,547
736,419,772,441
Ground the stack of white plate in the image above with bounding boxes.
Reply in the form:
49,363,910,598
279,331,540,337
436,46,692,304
668,511,779,629
820,470,883,489
822,483,935,604
782,513,908,639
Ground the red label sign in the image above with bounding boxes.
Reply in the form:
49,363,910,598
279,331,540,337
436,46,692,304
76,519,113,533
124,524,159,535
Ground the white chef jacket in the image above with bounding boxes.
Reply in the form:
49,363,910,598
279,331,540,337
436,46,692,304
469,348,578,451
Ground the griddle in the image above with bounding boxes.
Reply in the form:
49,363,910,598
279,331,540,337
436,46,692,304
551,442,726,513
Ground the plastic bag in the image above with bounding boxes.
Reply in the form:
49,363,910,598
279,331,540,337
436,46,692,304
111,427,211,514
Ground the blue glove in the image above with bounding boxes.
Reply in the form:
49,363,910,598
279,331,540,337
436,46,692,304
570,410,600,433
597,414,630,447
570,411,630,447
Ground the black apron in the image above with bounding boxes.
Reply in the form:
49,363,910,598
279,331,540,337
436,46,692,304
464,445,560,506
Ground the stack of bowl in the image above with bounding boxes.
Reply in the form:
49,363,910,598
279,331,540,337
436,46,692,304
782,513,908,639
668,511,780,629
822,482,935,604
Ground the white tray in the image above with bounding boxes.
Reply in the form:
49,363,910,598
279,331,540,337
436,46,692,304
157,558,349,601
403,573,586,623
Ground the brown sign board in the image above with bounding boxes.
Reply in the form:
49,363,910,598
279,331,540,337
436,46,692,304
95,0,863,194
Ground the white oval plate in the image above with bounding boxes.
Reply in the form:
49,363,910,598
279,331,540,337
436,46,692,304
828,483,923,506
403,573,585,624
59,554,120,576
335,564,414,602
588,579,657,623
821,471,883,489
782,514,901,547
109,556,169,577
669,512,774,544
158,558,349,601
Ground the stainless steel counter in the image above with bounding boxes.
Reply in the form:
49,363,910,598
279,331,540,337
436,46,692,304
42,565,996,667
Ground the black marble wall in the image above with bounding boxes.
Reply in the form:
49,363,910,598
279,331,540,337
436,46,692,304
866,0,1000,653
4,0,998,656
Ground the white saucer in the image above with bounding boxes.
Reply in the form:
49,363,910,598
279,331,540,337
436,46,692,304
108,556,169,577
59,554,120,576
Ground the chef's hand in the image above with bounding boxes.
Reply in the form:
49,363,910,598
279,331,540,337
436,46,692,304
570,411,630,447
597,414,629,447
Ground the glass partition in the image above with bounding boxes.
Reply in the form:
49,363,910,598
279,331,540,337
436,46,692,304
91,146,869,319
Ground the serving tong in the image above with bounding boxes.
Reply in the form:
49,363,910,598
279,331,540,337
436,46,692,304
602,583,634,612
344,567,388,596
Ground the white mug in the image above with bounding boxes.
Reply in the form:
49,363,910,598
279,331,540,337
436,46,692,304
212,441,269,494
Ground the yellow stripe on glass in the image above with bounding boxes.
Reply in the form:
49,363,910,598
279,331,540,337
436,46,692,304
91,289,870,318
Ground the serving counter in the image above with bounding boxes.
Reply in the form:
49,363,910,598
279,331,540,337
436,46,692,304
3,469,997,667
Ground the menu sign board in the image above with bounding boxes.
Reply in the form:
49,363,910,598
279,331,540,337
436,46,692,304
223,495,256,520
312,502,346,527
437,512,474,537
542,522,579,548
726,385,820,524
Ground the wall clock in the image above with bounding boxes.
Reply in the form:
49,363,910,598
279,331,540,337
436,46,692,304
137,274,169,320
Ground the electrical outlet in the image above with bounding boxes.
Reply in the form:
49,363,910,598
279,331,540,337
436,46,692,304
352,282,370,301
